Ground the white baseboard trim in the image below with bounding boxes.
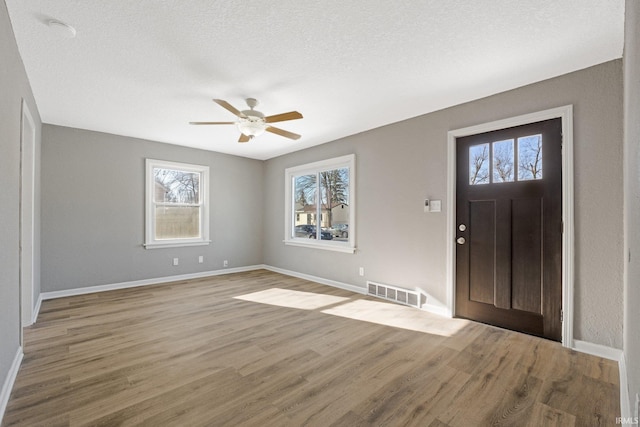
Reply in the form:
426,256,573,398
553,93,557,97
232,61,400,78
619,352,632,422
571,340,632,423
31,294,42,324
420,302,450,317
40,265,265,300
0,347,23,424
262,265,366,295
572,340,623,361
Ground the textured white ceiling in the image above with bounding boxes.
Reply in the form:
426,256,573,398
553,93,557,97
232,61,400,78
5,0,624,160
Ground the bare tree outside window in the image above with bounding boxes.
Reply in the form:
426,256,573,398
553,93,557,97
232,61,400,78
294,174,317,206
319,168,349,227
518,135,543,180
294,174,317,227
154,168,200,203
493,139,515,182
469,144,490,185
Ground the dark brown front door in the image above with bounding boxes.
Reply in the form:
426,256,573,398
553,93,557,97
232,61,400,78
455,118,562,341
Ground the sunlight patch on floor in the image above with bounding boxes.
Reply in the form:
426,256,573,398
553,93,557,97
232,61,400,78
234,288,349,310
322,299,469,337
234,288,469,337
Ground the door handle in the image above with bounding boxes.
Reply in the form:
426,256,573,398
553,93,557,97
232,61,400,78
456,237,466,245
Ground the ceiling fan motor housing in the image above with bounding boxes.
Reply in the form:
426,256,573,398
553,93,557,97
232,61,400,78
240,109,265,119
245,97,259,109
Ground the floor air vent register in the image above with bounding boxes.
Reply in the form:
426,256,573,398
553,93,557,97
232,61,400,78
367,281,421,308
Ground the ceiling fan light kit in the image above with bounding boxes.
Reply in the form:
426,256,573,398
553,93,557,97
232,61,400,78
237,98,266,138
236,118,266,139
190,98,303,143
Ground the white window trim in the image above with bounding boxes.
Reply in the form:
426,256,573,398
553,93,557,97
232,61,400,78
284,154,356,253
144,159,210,249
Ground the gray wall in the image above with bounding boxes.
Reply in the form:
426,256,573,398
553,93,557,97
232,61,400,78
264,60,624,349
0,0,41,402
41,125,263,291
624,0,640,415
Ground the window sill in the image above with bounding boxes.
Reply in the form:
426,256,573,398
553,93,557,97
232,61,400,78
283,239,356,253
144,240,211,250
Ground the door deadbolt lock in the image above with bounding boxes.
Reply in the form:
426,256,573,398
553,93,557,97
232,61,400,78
458,224,467,232
456,237,466,245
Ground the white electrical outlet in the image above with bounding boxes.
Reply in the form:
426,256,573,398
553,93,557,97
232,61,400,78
173,258,179,266
359,267,364,276
223,260,228,267
198,256,204,264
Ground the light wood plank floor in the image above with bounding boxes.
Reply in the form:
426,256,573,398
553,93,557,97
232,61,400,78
3,270,619,426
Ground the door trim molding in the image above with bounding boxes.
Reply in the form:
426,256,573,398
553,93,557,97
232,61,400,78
20,98,36,333
446,105,574,347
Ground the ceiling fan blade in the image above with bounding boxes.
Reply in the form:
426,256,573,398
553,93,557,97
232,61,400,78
213,99,245,118
238,133,251,143
266,126,301,140
264,111,303,123
189,121,235,125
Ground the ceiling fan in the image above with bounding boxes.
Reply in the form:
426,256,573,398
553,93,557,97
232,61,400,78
190,98,303,143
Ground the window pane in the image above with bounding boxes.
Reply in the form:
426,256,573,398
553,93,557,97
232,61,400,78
492,139,515,182
518,135,543,180
293,174,317,238
320,168,349,241
155,206,200,239
154,168,200,203
469,143,490,185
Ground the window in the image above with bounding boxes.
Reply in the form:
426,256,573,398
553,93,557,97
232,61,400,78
284,154,355,253
492,139,515,182
469,143,490,185
469,134,542,185
518,134,543,180
145,159,210,249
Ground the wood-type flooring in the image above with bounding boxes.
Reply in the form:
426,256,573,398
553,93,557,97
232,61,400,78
2,270,620,426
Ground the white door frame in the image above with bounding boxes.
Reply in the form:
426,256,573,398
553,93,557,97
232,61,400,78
20,99,36,331
446,105,574,347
